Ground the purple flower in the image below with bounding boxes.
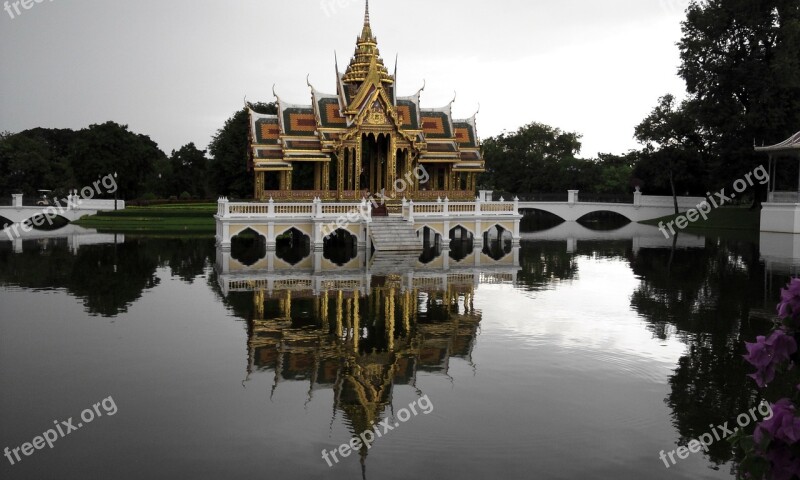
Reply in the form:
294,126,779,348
744,331,798,387
763,443,800,480
755,400,800,445
778,278,800,321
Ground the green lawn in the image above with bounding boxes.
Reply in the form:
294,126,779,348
73,204,217,234
640,206,761,232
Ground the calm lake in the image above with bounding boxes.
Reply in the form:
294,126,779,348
0,222,789,479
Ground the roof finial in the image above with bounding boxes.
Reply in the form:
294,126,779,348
365,0,370,26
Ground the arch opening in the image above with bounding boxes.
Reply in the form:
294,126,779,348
576,211,631,231
449,226,474,262
26,214,71,231
0,216,13,230
520,209,565,232
323,229,359,266
231,228,267,267
276,228,311,266
418,226,442,264
483,225,513,260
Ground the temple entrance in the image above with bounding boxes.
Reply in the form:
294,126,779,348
361,133,390,195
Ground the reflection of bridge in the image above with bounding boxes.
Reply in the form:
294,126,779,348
0,224,125,253
521,222,706,253
516,190,707,222
0,194,124,225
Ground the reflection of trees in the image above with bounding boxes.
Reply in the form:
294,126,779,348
629,238,769,466
0,238,215,316
515,240,578,290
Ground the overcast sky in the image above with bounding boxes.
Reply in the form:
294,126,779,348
0,0,689,158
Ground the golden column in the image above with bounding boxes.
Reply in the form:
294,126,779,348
322,162,331,197
336,150,345,200
321,291,330,330
344,150,351,194
388,135,397,197
355,144,362,194
336,290,344,338
254,290,265,320
283,290,292,319
353,290,360,351
255,172,265,200
345,298,353,341
385,288,396,351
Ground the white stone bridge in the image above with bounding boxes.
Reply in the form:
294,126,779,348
514,190,707,223
0,193,124,225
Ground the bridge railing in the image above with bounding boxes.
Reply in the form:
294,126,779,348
493,192,568,202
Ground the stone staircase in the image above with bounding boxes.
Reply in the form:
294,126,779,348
369,217,422,252
368,251,420,274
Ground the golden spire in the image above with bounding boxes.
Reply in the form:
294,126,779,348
342,0,393,85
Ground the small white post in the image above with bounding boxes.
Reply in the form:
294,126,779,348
444,197,450,215
268,197,275,217
568,190,579,204
633,186,642,207
408,200,414,223
11,194,22,208
314,197,323,219
476,196,482,216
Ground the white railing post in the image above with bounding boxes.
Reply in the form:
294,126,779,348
476,196,482,216
221,196,230,218
408,200,415,223
568,190,579,204
514,196,519,214
313,197,322,219
444,197,449,215
11,193,22,207
268,197,275,217
633,186,642,207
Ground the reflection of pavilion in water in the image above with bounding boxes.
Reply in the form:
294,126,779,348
215,245,518,471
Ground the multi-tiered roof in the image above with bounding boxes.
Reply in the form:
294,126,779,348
248,1,484,179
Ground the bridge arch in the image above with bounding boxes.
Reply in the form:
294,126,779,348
575,210,633,229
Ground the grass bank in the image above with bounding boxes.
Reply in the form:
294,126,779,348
640,206,760,235
74,203,216,234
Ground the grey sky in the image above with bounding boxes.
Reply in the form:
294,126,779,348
0,0,688,158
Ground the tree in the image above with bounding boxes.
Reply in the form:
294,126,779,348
209,102,277,198
678,0,800,204
635,95,706,214
480,122,583,193
169,143,209,199
0,134,55,196
68,122,164,199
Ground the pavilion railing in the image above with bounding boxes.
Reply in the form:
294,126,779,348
402,198,519,220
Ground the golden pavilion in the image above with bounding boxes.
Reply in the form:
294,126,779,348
247,1,485,202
